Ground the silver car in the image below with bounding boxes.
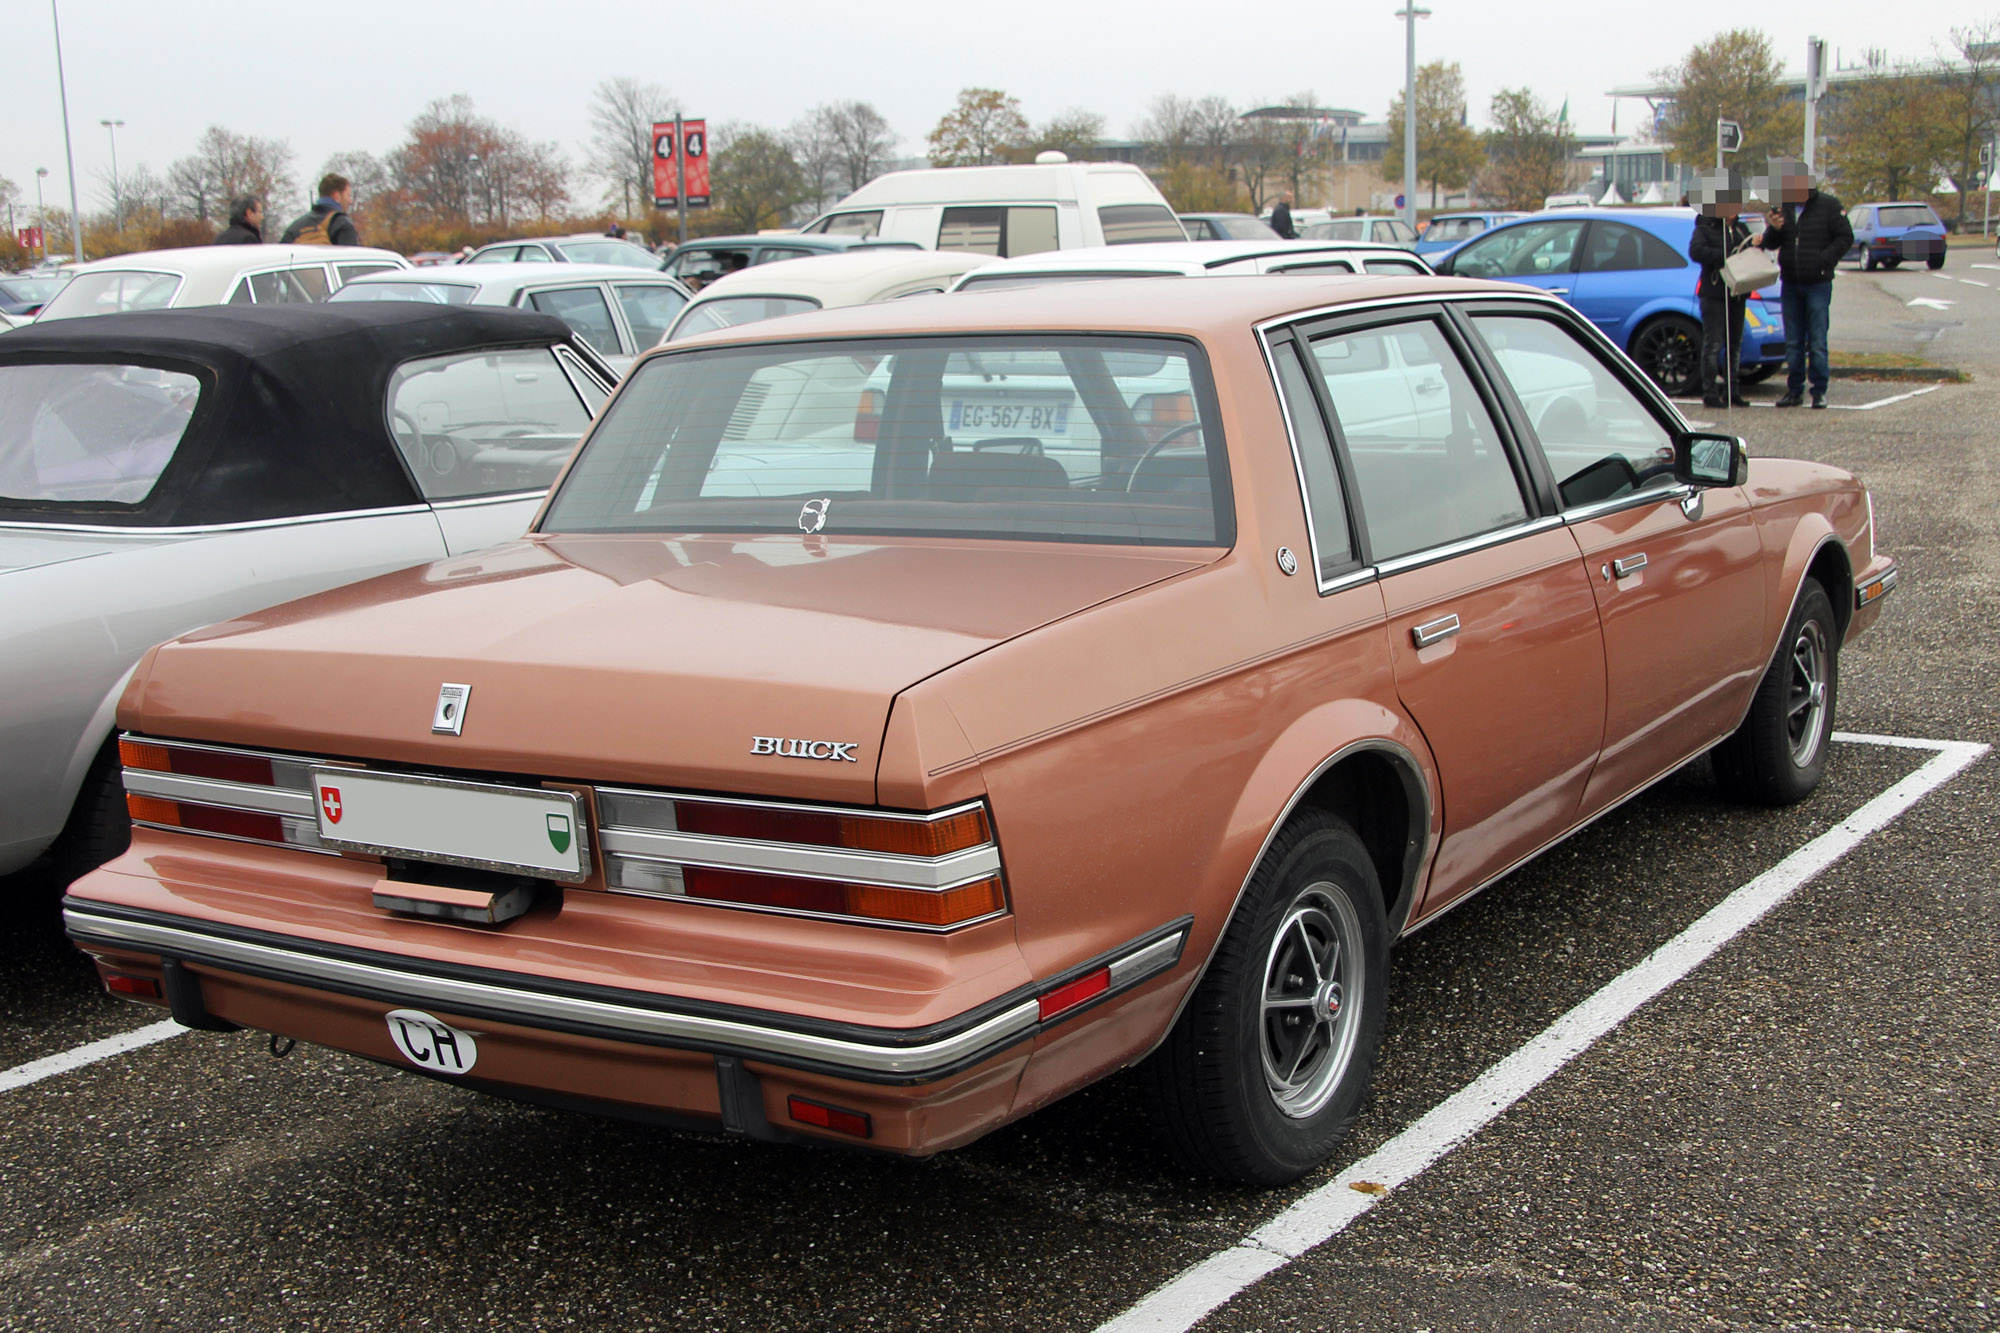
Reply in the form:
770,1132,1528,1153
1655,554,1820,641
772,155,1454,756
0,302,615,882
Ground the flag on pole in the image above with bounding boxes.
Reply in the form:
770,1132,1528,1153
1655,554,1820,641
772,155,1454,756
1558,97,1570,126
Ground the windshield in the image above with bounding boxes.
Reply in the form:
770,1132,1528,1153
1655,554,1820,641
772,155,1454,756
329,280,477,305
542,335,1228,547
0,363,202,504
37,269,182,321
667,295,820,342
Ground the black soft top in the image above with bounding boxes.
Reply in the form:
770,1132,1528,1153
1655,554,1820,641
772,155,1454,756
0,302,582,527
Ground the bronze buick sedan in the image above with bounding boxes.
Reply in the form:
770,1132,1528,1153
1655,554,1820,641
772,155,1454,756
65,277,1897,1184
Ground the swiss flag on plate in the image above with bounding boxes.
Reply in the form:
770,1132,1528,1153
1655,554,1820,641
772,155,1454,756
319,786,343,824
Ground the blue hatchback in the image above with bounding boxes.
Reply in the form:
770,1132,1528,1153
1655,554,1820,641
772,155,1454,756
1412,210,1526,258
1434,208,1786,396
1844,202,1947,270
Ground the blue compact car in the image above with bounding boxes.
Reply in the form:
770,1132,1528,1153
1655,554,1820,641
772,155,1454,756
1434,208,1785,396
1844,202,1947,270
1411,211,1527,258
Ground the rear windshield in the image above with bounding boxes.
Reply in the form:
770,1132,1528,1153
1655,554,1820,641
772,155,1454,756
329,281,477,305
38,269,182,321
542,335,1229,547
556,240,661,268
1306,221,1365,241
668,295,820,342
388,348,593,500
1876,205,1939,228
1100,205,1187,245
810,211,883,238
0,363,201,504
955,271,1181,292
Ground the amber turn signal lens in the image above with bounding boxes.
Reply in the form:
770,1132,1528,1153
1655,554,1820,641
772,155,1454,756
126,794,181,826
118,739,172,773
118,737,274,786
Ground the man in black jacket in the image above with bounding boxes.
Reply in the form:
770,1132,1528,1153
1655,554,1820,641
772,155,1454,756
1759,158,1853,408
1270,191,1297,240
212,196,263,245
1688,170,1753,408
280,174,362,247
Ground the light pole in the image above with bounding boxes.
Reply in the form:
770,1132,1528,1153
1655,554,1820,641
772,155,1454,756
101,118,125,234
34,168,49,262
50,0,84,262
1396,3,1431,230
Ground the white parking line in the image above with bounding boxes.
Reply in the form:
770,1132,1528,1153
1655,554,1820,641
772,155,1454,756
1957,279,1990,288
1677,383,1944,418
0,1019,185,1094
1095,733,1988,1333
1972,263,2000,271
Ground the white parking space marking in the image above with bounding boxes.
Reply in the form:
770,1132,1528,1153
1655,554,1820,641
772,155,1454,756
1971,263,2000,271
0,1019,185,1094
1096,733,1988,1333
1676,383,1943,417
1956,279,1990,288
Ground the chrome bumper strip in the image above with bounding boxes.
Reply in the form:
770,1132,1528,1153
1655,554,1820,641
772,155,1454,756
65,904,1041,1079
122,769,318,818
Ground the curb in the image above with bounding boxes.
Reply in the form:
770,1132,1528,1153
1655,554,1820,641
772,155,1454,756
1828,365,1967,382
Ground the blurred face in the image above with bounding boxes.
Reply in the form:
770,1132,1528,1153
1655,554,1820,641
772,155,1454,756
246,203,263,228
333,186,354,210
1769,162,1811,205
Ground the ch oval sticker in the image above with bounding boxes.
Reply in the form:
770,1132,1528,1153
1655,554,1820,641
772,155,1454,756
385,1009,479,1076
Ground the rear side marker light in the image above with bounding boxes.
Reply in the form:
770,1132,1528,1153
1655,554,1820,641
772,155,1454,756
1038,967,1111,1021
787,1095,872,1138
673,800,990,857
104,973,163,1000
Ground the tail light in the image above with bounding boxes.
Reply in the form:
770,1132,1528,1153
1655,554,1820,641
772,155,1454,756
596,789,1007,931
854,388,883,441
117,735,330,854
788,1096,871,1138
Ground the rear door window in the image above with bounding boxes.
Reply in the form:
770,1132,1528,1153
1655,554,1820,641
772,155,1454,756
809,211,882,238
388,347,593,499
1449,219,1585,278
336,262,397,285
1363,257,1429,275
1305,318,1527,561
1581,222,1684,272
243,269,323,304
40,270,181,319
938,206,1059,257
0,363,201,505
468,247,520,264
528,285,623,355
614,283,690,349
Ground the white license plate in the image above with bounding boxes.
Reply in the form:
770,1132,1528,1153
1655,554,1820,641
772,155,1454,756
949,399,1070,434
312,769,586,881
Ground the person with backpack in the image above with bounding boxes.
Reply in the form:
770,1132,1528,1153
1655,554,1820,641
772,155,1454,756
281,174,362,246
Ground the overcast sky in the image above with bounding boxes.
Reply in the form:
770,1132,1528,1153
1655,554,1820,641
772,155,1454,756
4,0,1994,219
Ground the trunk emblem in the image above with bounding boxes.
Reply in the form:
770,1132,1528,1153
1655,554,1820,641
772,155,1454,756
799,498,831,533
319,785,343,824
432,682,471,736
547,813,573,854
752,736,860,762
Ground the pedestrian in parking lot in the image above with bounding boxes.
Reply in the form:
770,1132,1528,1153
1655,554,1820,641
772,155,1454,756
281,174,362,247
1759,158,1852,409
1271,191,1298,240
1688,170,1751,409
212,196,264,245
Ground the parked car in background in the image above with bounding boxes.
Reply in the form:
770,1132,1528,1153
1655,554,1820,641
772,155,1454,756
663,247,993,342
409,251,460,267
0,303,615,883
330,262,694,374
661,233,920,289
464,235,664,270
0,273,70,319
1845,202,1947,270
949,239,1433,292
1178,213,1281,242
32,245,409,323
1434,207,1786,395
1301,216,1420,249
1412,211,1526,257
800,157,1187,257
66,275,1892,1187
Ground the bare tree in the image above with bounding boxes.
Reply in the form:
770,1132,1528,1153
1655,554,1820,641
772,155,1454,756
165,127,296,223
789,104,844,213
928,89,1029,167
831,101,898,192
1136,93,1203,163
1932,20,2000,225
320,151,392,209
1024,108,1106,162
586,77,678,215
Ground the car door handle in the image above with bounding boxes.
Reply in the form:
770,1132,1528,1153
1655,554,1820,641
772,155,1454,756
1546,287,1570,295
1411,613,1461,648
1610,553,1648,580
1414,380,1444,395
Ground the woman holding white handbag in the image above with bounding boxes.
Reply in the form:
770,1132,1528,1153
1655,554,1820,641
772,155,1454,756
1688,170,1756,409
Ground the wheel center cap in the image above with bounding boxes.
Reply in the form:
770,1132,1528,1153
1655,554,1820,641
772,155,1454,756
1313,980,1341,1021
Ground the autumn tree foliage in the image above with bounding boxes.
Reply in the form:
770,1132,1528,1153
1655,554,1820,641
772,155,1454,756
928,89,1030,167
1657,30,1801,169
379,96,571,247
1477,89,1576,210
1384,62,1486,206
586,77,679,217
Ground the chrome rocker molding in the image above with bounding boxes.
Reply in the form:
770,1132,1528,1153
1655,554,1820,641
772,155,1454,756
63,901,1188,1086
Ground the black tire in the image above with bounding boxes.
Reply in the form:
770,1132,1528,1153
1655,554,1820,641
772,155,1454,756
1630,315,1703,398
1142,809,1388,1185
1737,364,1775,384
1863,253,1878,271
47,739,131,887
1927,248,1946,270
1713,580,1838,806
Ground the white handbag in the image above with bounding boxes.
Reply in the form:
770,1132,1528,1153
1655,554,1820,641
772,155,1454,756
1721,237,1780,296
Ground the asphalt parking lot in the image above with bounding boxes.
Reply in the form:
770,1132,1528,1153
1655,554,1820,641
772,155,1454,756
2,266,1995,1332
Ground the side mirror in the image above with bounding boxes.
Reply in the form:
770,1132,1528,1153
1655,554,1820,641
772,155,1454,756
1673,431,1748,487
1433,253,1455,275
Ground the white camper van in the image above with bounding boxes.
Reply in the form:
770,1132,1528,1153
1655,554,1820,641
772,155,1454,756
800,157,1186,258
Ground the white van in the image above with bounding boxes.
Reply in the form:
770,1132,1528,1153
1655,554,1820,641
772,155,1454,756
800,157,1186,258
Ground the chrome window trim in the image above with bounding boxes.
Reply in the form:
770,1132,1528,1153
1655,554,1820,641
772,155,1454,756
426,491,545,511
597,827,1000,890
63,905,1040,1078
1560,482,1694,525
1372,514,1566,578
0,504,432,537
1318,565,1380,595
122,770,316,819
1255,329,1343,592
1250,288,1575,342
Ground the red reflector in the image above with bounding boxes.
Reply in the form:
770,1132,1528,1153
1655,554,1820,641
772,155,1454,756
787,1095,872,1138
120,738,274,786
104,973,163,1000
1038,967,1111,1021
673,800,990,857
176,803,285,843
682,867,1005,927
